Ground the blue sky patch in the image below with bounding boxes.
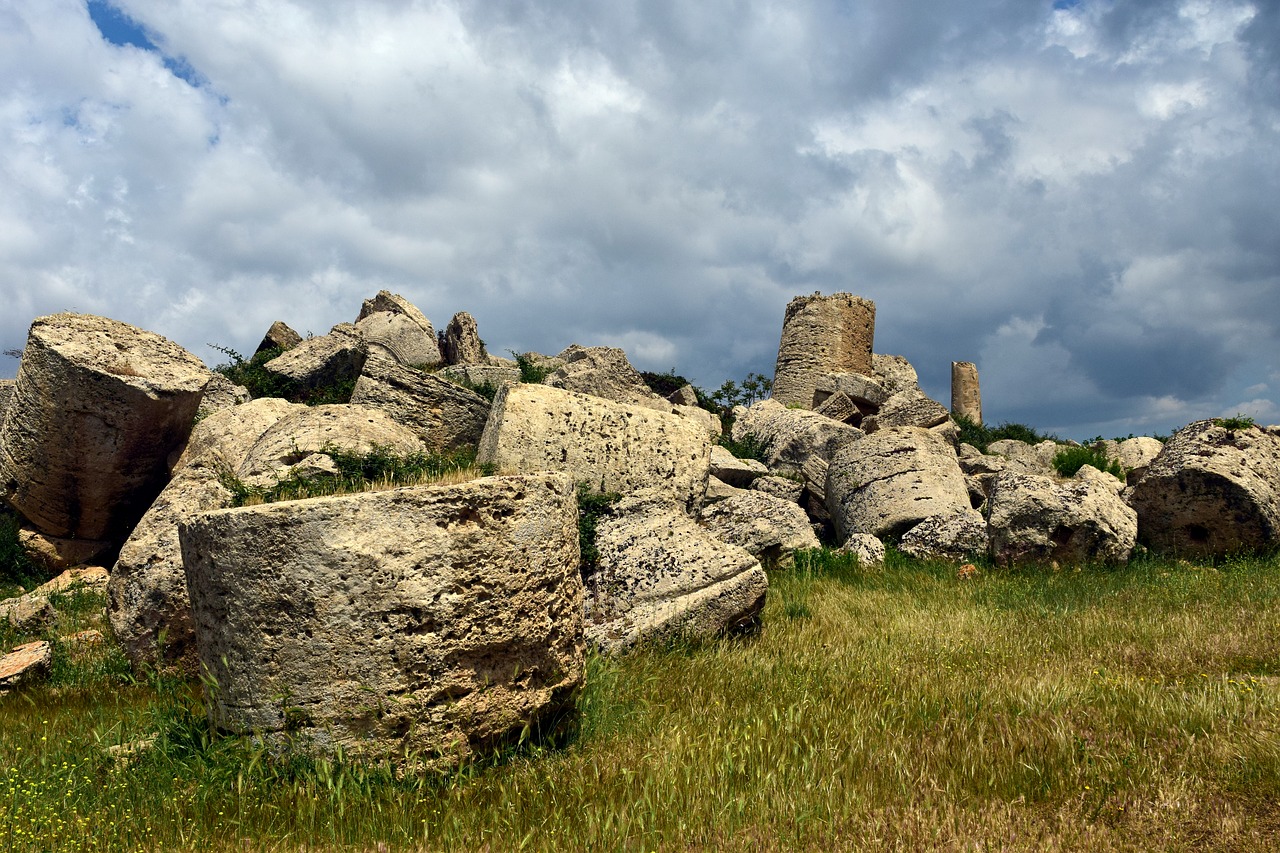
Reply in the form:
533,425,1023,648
87,1,205,87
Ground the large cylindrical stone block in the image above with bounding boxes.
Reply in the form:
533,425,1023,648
951,361,982,424
772,293,875,409
180,473,585,768
825,426,970,542
0,314,210,541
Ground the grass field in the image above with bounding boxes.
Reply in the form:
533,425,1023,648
2,549,1278,851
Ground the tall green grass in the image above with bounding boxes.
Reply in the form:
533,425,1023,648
2,551,1278,850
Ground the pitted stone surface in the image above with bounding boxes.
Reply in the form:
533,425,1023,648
1126,420,1280,558
812,391,861,425
437,364,522,389
862,390,951,433
699,491,819,567
988,471,1137,566
546,345,668,410
0,313,209,541
730,399,863,477
477,384,710,510
950,362,982,424
815,373,888,411
709,445,769,488
872,354,921,397
899,509,988,563
197,374,251,421
586,492,767,652
439,312,487,366
254,320,302,355
351,355,491,451
111,398,301,670
180,473,584,768
841,533,886,568
772,293,876,409
262,323,367,389
826,426,970,542
0,380,14,425
355,312,442,368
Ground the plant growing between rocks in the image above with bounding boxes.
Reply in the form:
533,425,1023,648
1051,445,1125,481
953,413,1059,453
210,345,356,405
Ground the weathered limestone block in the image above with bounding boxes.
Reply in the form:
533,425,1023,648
958,444,1006,508
350,356,491,451
861,390,951,433
668,385,699,407
0,380,14,424
872,354,921,397
899,509,988,563
437,364,522,389
586,492,767,652
704,476,747,503
546,345,666,410
477,384,710,510
751,475,804,505
438,312,487,366
180,473,584,767
254,320,302,356
1126,420,1280,558
841,533,886,568
987,439,1060,476
772,293,876,408
3,566,108,634
815,373,888,411
671,403,723,438
262,323,367,390
17,528,110,571
988,471,1137,566
730,399,863,476
357,290,436,334
1094,437,1164,482
709,445,769,488
0,313,210,541
813,391,861,425
110,399,301,670
826,426,970,542
950,361,982,424
699,491,819,567
355,312,442,368
0,641,52,692
237,404,426,489
196,374,251,421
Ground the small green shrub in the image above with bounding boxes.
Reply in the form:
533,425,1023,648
511,352,553,384
1052,445,1125,480
220,444,492,507
0,509,44,591
639,370,717,412
1213,415,1255,431
715,431,771,464
445,375,500,402
953,414,1058,453
210,345,355,405
577,484,621,575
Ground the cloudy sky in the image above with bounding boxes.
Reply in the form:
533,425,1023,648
2,0,1278,439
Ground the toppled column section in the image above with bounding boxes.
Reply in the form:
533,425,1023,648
0,313,210,542
951,361,982,424
771,293,875,409
180,473,585,769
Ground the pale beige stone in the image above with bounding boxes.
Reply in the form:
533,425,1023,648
438,312,487,366
950,361,982,424
477,384,710,511
546,345,668,410
110,399,301,671
987,439,1061,476
180,473,584,768
812,391,861,425
0,379,14,424
988,471,1136,566
872,354,921,397
699,491,819,567
262,323,368,390
709,445,769,488
1127,420,1280,558
840,533,886,568
814,373,888,410
861,390,950,433
0,313,210,541
437,363,522,389
704,476,747,503
586,492,767,653
196,374,251,421
236,404,426,489
350,355,491,451
0,595,55,634
254,320,302,355
899,509,988,563
772,293,876,408
17,528,110,571
355,312,442,368
0,641,51,691
751,475,804,505
730,399,863,476
668,385,699,407
826,426,970,542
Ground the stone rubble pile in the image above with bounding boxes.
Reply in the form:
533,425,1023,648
2,289,1278,766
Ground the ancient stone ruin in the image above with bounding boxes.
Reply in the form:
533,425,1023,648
3,289,1279,764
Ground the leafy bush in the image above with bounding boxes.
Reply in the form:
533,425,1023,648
511,352,553,384
1052,445,1125,480
639,370,717,412
715,431,771,463
0,509,43,590
1213,415,1256,431
210,345,356,406
220,444,492,507
953,414,1058,453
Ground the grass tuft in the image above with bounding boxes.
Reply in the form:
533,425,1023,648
1052,445,1126,480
